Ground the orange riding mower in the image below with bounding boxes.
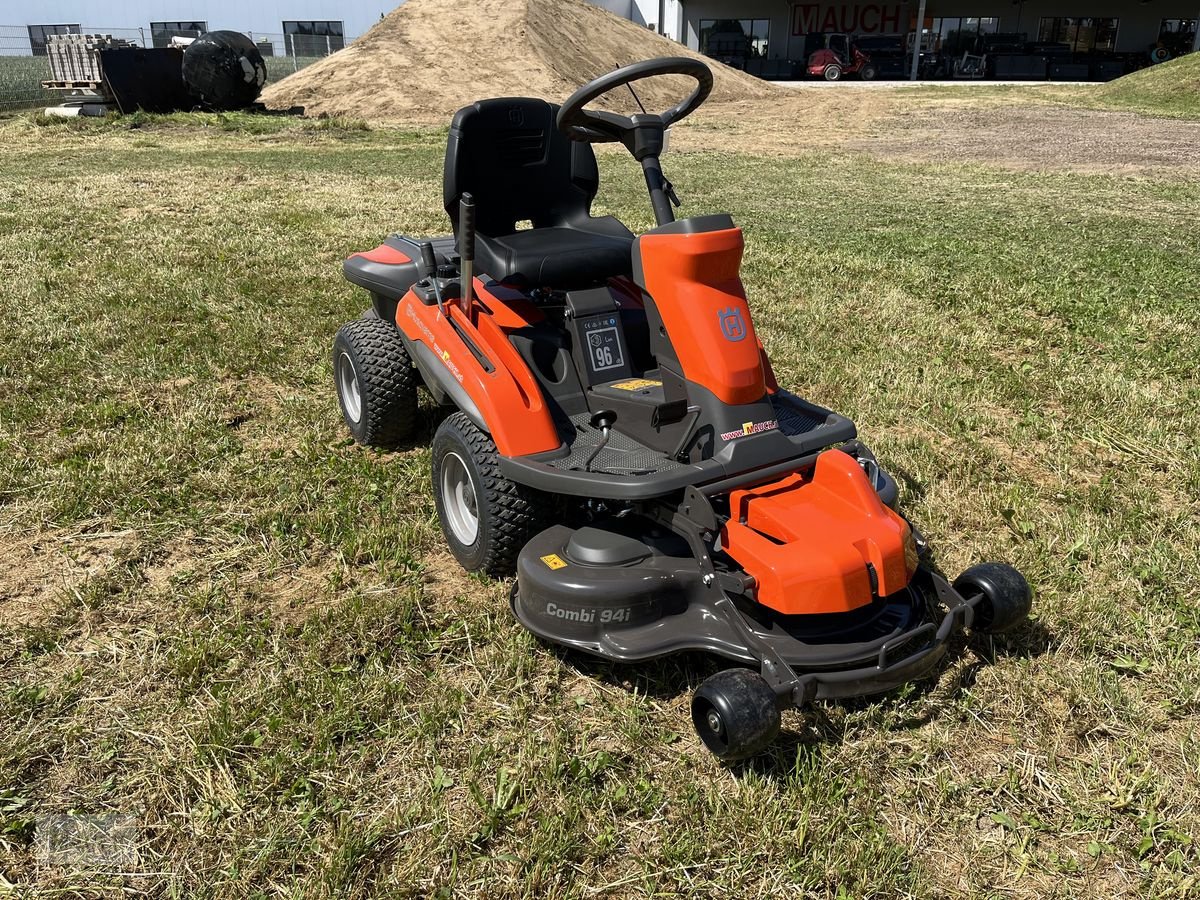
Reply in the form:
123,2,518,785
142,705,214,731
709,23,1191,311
332,58,1031,760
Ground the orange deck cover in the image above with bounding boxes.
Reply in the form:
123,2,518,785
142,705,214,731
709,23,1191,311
722,450,913,615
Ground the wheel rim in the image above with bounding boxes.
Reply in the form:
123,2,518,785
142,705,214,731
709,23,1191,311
705,709,724,736
441,451,480,546
692,698,730,754
338,351,362,423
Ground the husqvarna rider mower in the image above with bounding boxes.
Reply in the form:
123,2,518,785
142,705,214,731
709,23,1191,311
333,58,1032,760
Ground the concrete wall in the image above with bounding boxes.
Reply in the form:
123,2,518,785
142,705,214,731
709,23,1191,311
679,0,1199,57
630,0,685,38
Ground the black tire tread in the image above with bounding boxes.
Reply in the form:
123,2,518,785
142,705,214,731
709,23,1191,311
436,411,551,577
335,317,419,448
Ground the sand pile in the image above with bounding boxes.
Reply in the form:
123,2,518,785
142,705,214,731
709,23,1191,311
261,0,782,122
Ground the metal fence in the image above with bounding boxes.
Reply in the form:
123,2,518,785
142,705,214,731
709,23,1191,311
0,24,335,111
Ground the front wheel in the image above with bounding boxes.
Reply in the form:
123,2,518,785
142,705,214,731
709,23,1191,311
955,563,1032,633
333,316,419,448
431,412,550,578
823,64,843,82
691,669,781,761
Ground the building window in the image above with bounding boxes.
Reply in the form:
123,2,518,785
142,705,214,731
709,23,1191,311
1158,19,1196,56
150,21,208,48
1038,17,1119,52
927,17,1000,54
28,24,80,56
282,20,345,55
698,19,770,60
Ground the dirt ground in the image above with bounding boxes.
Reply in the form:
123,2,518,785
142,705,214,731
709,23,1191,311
675,92,1200,176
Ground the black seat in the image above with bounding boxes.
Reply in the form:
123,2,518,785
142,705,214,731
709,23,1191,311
444,98,634,289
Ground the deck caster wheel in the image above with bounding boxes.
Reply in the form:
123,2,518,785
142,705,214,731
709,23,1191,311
691,669,781,761
955,563,1032,634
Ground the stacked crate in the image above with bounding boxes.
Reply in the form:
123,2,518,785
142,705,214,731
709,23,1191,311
44,33,138,88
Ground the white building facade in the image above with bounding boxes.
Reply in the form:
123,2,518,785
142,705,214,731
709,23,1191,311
5,0,684,53
3,0,1194,65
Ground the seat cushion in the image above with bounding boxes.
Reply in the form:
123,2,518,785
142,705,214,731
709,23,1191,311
476,225,633,288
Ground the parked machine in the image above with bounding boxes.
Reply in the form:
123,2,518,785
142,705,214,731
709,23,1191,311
333,57,1032,760
805,32,877,80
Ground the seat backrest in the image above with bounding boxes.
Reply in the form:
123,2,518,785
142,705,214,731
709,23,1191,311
443,98,600,237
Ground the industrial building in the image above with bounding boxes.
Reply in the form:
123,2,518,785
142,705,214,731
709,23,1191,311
9,0,1197,78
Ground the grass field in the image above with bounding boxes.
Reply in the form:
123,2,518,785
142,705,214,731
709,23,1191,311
1093,52,1200,119
1,109,1198,898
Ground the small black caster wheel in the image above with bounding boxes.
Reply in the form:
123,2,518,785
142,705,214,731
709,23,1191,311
955,563,1032,634
691,669,781,761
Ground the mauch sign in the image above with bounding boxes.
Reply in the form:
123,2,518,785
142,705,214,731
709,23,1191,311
791,4,905,34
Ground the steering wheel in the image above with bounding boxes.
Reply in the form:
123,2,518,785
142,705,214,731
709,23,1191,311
556,57,713,145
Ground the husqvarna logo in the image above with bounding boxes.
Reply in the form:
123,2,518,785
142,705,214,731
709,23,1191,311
719,307,747,342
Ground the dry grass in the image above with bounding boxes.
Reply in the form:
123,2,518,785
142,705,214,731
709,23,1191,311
0,102,1197,898
677,89,1200,174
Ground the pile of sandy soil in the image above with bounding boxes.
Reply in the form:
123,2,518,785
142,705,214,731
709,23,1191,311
261,0,781,122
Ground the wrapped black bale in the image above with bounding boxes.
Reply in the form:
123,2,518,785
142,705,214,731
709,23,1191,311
182,30,267,110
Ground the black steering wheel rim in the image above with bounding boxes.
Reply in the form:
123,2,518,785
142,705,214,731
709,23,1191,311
556,56,713,144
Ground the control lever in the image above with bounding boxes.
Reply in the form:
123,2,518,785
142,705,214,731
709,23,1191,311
663,178,681,208
418,240,445,315
582,409,617,473
458,193,476,307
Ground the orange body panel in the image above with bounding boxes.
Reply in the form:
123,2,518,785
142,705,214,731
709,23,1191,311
721,450,912,615
395,281,560,458
352,244,411,265
637,228,767,406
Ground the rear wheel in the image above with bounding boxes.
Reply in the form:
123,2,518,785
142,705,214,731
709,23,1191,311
333,316,419,448
823,64,843,81
432,412,550,577
955,563,1032,634
691,669,781,761
860,64,878,81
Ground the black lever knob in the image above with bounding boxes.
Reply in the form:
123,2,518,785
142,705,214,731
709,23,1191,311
459,193,476,262
590,409,617,431
418,241,438,278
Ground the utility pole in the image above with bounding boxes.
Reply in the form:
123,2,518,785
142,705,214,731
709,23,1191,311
909,0,927,80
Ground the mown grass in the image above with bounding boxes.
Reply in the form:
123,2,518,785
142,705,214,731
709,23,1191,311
0,111,1197,898
1092,52,1200,119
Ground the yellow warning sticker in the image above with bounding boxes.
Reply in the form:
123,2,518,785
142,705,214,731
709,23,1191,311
609,378,662,392
540,554,568,570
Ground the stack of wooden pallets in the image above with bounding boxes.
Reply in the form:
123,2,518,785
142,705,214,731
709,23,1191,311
42,33,139,91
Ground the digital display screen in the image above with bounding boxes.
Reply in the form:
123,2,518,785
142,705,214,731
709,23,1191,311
583,318,624,373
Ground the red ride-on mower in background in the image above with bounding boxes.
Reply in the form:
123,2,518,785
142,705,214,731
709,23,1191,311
333,57,1031,760
805,32,877,81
